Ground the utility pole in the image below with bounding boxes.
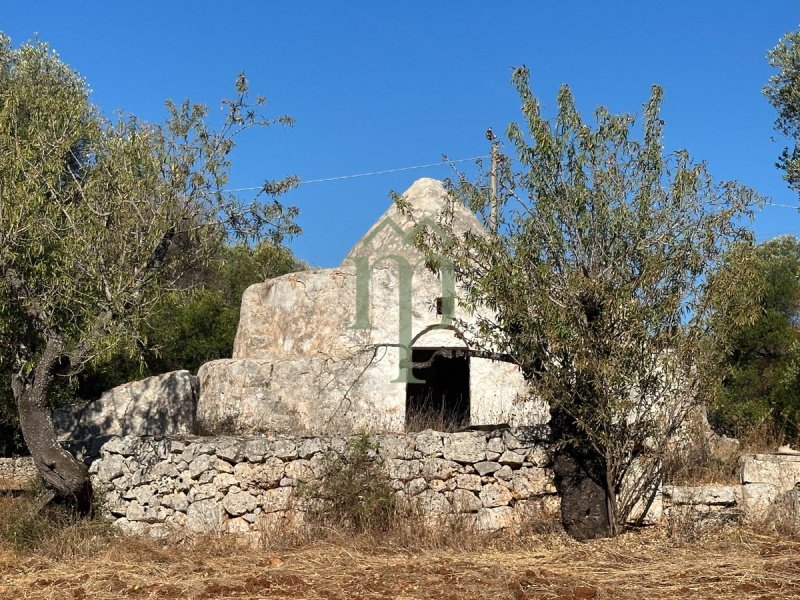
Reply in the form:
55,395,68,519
487,128,499,233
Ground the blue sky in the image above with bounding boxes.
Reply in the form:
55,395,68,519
4,2,800,266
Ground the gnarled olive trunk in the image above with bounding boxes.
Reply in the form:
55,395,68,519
11,339,91,512
550,402,616,540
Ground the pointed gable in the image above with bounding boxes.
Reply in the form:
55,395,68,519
342,178,485,265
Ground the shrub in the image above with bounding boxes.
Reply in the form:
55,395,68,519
300,433,395,532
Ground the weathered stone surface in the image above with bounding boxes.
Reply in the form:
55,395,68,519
298,437,328,459
663,485,741,506
234,458,284,490
452,489,483,513
740,454,800,492
186,499,225,532
89,430,557,538
498,450,526,467
284,460,314,482
443,433,486,463
476,506,516,531
223,490,259,516
741,483,779,516
54,371,197,441
420,458,459,480
512,467,553,497
189,454,217,478
196,179,547,437
411,489,450,515
0,457,41,491
479,483,514,508
415,430,443,456
387,459,422,481
162,492,189,512
455,473,482,491
474,461,502,476
97,454,127,480
261,487,293,512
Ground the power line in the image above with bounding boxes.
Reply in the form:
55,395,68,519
222,155,489,193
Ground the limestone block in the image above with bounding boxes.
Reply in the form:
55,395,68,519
452,489,482,513
486,436,505,454
405,478,427,496
498,450,526,467
455,474,482,491
186,499,225,533
420,458,459,480
234,458,284,490
126,501,170,523
387,459,421,481
223,490,259,516
415,431,443,456
740,454,800,492
512,467,553,498
298,437,328,459
54,371,197,440
284,460,314,482
242,438,271,462
663,485,741,506
411,489,450,515
273,439,298,459
476,506,516,531
149,462,180,479
474,461,502,476
495,466,513,481
213,473,238,491
96,454,127,481
261,487,293,512
226,517,252,534
479,483,514,508
215,439,244,463
189,454,217,478
442,432,486,463
378,436,415,459
162,492,189,512
741,483,779,517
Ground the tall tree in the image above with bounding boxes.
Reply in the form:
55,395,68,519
709,236,800,440
766,28,800,198
421,67,760,538
0,36,299,506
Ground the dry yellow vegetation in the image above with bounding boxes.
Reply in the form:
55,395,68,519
1,495,799,599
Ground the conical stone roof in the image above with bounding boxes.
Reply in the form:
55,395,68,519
342,178,485,265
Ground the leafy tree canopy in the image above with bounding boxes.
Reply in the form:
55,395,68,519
421,66,761,537
766,28,800,197
709,236,800,441
0,35,299,500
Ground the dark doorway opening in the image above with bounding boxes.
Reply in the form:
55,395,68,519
406,348,470,432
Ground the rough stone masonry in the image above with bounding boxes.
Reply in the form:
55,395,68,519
86,429,556,537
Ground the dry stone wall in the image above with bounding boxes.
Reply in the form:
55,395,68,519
0,457,40,491
663,452,800,529
87,429,556,537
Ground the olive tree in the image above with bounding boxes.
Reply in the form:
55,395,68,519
765,27,800,198
0,36,299,507
421,67,760,538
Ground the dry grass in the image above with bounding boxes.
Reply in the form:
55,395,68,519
2,495,800,599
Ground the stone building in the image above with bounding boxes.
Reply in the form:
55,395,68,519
197,178,547,435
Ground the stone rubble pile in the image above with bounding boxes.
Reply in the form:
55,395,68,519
88,429,557,537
